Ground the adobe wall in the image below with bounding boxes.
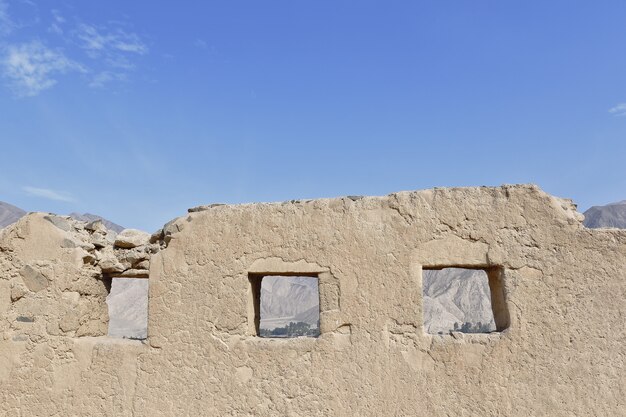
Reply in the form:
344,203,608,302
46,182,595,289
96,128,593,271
1,184,625,416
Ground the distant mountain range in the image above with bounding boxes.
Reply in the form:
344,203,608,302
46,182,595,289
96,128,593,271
0,201,26,228
0,201,124,232
582,201,626,228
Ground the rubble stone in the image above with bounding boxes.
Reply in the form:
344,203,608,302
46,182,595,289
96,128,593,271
114,229,151,249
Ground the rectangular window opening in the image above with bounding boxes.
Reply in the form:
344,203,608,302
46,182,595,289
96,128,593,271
249,274,320,338
106,277,148,340
422,266,509,335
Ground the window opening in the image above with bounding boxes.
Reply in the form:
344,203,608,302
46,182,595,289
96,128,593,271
249,274,320,338
106,278,148,340
422,267,509,334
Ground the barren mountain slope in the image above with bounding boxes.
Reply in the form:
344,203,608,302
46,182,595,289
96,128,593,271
422,268,496,333
583,201,626,228
0,201,26,228
106,278,149,339
0,201,124,232
260,276,319,330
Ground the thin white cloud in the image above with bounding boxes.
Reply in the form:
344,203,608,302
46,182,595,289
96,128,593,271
47,9,64,34
89,70,126,88
76,24,107,52
0,6,149,96
1,41,85,96
52,9,64,23
73,23,147,90
48,22,62,34
609,103,626,117
76,23,147,56
23,186,76,202
105,54,135,70
114,35,147,54
0,0,13,36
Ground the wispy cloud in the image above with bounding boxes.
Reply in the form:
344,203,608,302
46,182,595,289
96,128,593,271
47,9,64,35
23,186,76,202
89,70,127,88
76,23,148,56
1,41,85,96
0,0,13,36
74,23,147,88
0,5,149,96
609,103,626,117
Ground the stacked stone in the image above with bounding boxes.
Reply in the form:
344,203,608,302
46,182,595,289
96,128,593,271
8,215,161,281
107,229,157,278
63,218,157,279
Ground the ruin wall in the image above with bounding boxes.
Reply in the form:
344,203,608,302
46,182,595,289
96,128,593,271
1,184,625,416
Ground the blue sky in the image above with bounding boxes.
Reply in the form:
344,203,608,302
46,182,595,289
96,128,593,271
0,1,625,231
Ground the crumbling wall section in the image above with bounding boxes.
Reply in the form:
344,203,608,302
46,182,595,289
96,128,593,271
0,213,158,341
0,213,154,416
0,213,111,339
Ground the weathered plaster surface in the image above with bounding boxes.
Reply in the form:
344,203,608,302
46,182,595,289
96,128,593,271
1,185,626,416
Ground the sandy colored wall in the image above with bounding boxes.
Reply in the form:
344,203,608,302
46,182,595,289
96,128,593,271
1,185,625,416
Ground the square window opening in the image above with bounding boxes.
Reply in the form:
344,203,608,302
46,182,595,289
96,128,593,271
106,277,148,340
422,266,509,335
249,274,320,338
